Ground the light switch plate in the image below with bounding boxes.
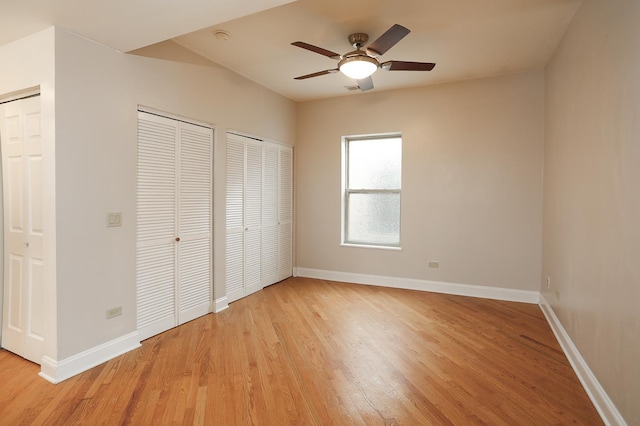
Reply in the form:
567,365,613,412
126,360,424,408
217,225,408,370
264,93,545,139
107,212,122,227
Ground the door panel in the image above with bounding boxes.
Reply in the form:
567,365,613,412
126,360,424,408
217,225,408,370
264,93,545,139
262,143,279,286
278,146,293,281
177,121,212,324
1,95,44,364
136,113,178,340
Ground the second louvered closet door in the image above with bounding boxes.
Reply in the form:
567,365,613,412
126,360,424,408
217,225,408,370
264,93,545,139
225,133,292,304
137,111,213,341
225,133,264,303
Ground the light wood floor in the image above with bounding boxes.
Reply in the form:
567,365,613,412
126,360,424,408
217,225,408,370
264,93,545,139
0,277,602,425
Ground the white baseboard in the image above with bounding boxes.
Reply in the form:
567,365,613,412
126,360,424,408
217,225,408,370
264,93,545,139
295,267,540,304
214,296,229,313
38,331,141,384
539,295,626,426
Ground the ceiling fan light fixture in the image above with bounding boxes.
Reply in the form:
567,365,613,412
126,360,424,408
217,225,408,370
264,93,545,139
338,55,378,79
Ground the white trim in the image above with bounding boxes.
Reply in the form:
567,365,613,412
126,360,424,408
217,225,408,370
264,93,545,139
227,128,293,148
0,86,40,104
340,243,402,251
137,105,215,130
214,296,229,313
539,295,627,426
38,332,141,384
295,267,540,304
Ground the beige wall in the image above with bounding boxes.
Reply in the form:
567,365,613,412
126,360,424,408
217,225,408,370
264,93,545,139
29,28,295,361
543,0,640,423
296,71,544,291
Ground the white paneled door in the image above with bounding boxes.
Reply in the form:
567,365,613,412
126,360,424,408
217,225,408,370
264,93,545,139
137,111,213,341
0,95,44,364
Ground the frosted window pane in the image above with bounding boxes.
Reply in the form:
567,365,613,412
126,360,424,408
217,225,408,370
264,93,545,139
347,193,400,245
348,138,401,189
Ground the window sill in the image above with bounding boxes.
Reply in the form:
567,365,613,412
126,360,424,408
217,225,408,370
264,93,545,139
341,243,402,251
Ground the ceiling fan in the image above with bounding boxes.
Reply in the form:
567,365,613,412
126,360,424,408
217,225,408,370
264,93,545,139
292,24,435,91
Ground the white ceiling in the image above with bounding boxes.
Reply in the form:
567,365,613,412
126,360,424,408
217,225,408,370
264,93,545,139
0,0,295,52
0,0,582,102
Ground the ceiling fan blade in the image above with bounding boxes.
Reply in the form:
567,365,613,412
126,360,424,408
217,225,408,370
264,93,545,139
294,69,339,80
356,76,374,91
367,24,410,56
382,61,436,71
291,41,341,59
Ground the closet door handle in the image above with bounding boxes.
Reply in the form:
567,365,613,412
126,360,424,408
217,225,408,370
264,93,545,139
175,237,181,242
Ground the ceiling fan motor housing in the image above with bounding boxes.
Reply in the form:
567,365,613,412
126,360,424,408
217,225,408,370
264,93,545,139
348,33,369,48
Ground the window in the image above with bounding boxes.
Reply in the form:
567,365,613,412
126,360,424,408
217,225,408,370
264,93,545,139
342,134,402,248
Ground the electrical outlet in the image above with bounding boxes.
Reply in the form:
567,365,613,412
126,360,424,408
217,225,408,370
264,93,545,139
106,306,122,319
428,261,439,268
546,276,551,289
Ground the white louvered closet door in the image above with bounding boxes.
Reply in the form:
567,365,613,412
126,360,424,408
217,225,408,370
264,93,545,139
177,122,212,325
225,133,292,304
225,135,245,303
137,111,212,341
137,113,177,340
261,142,279,286
243,140,263,297
278,146,293,281
0,95,45,365
225,134,264,303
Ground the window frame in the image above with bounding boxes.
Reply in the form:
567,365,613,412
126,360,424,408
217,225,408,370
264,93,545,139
341,133,402,249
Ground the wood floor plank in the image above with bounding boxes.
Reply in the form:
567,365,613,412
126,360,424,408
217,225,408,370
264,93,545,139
0,277,602,425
